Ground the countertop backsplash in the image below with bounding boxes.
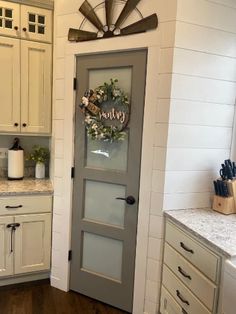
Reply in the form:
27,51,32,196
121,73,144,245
0,135,50,178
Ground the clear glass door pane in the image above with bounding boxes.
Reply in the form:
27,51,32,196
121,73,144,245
84,180,126,227
85,67,132,172
82,232,123,281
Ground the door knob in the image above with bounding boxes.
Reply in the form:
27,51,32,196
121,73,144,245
116,196,136,205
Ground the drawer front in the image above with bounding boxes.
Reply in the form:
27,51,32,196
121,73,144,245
160,286,184,314
165,222,220,282
164,243,217,311
162,264,211,314
0,195,52,215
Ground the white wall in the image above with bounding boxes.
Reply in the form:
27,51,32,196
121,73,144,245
160,0,236,212
51,1,236,314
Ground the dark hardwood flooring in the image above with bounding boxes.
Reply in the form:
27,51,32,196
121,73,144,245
0,280,128,314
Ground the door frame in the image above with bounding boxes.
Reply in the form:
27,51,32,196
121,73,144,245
51,35,160,313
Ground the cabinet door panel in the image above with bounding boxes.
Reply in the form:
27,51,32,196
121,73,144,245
0,216,14,277
14,213,51,274
20,5,52,43
160,286,183,314
0,36,20,132
0,1,20,38
21,41,52,134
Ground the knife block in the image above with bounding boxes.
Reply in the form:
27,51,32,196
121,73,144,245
212,195,235,215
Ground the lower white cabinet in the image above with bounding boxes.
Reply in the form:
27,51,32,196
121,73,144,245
0,216,14,277
160,220,221,314
0,195,52,279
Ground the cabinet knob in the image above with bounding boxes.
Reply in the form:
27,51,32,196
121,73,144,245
22,123,27,127
14,123,19,127
22,27,27,32
14,26,19,31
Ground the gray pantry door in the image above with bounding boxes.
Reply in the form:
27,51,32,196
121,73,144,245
70,50,147,312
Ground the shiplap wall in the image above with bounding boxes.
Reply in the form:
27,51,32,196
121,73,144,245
151,0,236,312
52,1,236,314
156,0,236,215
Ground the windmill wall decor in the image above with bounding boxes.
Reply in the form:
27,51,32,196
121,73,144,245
68,0,158,42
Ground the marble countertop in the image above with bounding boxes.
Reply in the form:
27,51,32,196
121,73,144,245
0,178,53,196
165,208,236,258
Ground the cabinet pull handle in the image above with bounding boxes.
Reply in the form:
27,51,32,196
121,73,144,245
5,205,23,209
22,27,27,32
14,26,18,31
178,266,192,280
22,123,27,127
7,223,20,254
180,242,194,254
14,122,19,127
176,290,190,306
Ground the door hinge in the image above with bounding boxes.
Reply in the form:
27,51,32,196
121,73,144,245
68,250,72,261
71,167,75,178
73,78,77,90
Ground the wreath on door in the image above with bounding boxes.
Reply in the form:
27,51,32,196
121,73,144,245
80,79,130,142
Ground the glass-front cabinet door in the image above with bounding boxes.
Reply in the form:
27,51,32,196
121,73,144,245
0,1,20,37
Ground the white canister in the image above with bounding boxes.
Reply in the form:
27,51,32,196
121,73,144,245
8,150,24,180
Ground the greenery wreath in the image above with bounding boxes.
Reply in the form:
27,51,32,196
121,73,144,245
80,79,130,142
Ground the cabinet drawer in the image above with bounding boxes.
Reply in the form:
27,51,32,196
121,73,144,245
0,195,52,215
165,222,220,282
162,265,211,314
160,285,184,314
164,243,217,311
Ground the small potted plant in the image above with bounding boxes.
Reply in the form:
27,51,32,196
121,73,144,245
28,145,50,179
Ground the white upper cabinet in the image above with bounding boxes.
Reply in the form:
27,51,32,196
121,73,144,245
0,1,20,38
21,40,52,134
0,36,20,133
21,5,52,43
0,1,52,43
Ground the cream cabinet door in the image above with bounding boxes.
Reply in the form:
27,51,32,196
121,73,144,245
20,5,52,43
14,213,51,274
0,1,20,37
0,216,14,277
21,40,52,134
0,36,20,133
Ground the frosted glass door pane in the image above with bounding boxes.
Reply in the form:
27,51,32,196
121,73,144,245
82,232,123,281
89,67,132,94
86,67,132,172
84,180,126,227
86,132,129,171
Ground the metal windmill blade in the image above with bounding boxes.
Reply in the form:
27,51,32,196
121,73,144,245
105,0,114,27
115,0,141,29
68,28,98,42
120,14,158,36
79,0,103,31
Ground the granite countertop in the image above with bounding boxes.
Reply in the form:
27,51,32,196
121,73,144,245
0,178,53,196
164,208,236,258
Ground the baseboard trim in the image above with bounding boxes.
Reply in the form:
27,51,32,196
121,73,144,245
0,272,50,287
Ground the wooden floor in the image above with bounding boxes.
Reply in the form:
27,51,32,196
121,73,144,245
0,280,128,314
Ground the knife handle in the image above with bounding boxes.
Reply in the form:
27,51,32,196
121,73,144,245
217,180,223,197
213,181,219,195
222,181,229,197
